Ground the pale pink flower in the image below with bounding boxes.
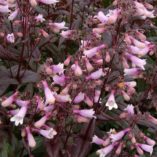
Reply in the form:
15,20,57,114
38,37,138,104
51,63,64,74
49,21,68,33
105,91,118,110
126,53,146,70
110,128,130,142
125,81,137,88
8,8,18,21
55,93,71,103
39,128,57,139
73,92,85,103
137,143,153,155
35,14,45,23
134,1,155,19
129,45,150,56
95,11,108,23
144,136,156,146
93,27,105,34
106,9,121,24
64,55,71,66
38,0,59,5
124,68,141,77
29,0,38,7
53,75,65,86
84,96,93,107
84,57,94,72
73,109,96,119
60,30,74,39
96,143,115,157
6,33,15,43
83,44,105,58
15,99,30,107
42,80,55,105
92,135,105,145
34,114,49,128
26,127,36,148
94,90,101,103
87,69,104,80
71,62,83,76
44,105,55,112
10,104,28,126
1,92,18,107
35,96,44,110
0,4,10,13
124,104,134,115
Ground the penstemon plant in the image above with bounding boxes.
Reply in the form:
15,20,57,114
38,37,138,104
0,0,157,157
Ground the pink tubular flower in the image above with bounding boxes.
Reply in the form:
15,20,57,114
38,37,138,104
71,62,83,76
84,96,93,107
137,143,153,155
34,114,49,128
106,9,121,25
38,0,59,5
96,143,115,157
1,92,18,107
6,33,15,43
129,45,150,57
105,91,118,110
35,14,45,23
73,92,85,103
126,53,146,70
26,127,36,148
49,21,68,33
92,135,105,145
73,109,96,119
84,57,94,72
35,95,44,110
51,63,64,74
15,99,30,107
124,68,141,78
87,68,104,80
42,80,55,105
8,8,18,21
94,90,101,103
110,128,130,142
64,55,71,66
53,74,65,86
124,104,134,116
60,30,74,39
143,136,156,146
0,5,10,13
29,0,38,7
55,93,71,103
38,128,57,139
10,103,28,126
134,1,155,19
83,44,105,58
93,27,105,34
95,11,108,23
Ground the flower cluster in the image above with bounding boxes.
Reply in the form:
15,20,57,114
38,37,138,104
0,0,157,156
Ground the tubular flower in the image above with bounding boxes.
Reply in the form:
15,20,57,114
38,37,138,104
26,127,36,148
42,80,55,105
73,109,96,119
105,91,118,110
10,101,29,126
1,92,18,107
38,128,57,139
38,0,59,5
